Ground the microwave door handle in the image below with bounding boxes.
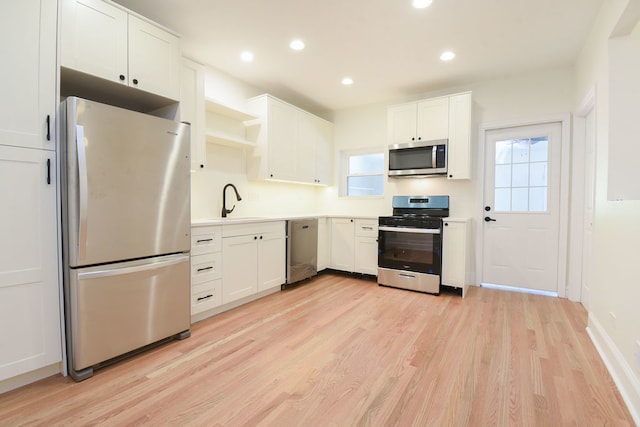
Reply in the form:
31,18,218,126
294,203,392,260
432,146,437,169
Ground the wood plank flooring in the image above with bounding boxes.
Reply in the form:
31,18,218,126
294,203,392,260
0,273,634,426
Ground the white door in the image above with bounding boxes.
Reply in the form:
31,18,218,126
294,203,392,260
482,122,562,293
581,108,597,309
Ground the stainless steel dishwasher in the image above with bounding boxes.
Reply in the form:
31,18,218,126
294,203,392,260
286,219,318,285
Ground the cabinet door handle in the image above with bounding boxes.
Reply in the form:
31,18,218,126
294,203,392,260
197,266,213,272
362,226,373,230
46,115,51,141
119,74,126,81
197,238,213,243
132,78,139,85
46,158,51,184
197,294,213,301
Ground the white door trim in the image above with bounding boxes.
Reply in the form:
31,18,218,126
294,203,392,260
475,113,571,298
570,86,597,304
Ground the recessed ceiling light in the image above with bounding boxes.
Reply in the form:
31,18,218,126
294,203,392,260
240,51,254,62
440,51,456,61
290,39,305,51
341,77,354,86
412,0,433,9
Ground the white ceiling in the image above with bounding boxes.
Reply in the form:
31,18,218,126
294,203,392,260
114,0,603,113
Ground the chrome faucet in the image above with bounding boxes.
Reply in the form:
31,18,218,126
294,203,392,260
221,183,242,218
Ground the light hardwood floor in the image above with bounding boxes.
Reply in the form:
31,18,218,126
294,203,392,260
0,273,634,426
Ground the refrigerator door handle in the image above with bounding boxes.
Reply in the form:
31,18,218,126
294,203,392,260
76,125,88,261
78,254,189,280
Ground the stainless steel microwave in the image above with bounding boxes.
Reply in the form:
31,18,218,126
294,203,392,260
388,139,448,177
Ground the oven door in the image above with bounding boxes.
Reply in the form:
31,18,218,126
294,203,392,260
378,226,442,275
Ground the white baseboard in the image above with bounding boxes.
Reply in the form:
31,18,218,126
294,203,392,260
0,363,62,395
586,313,640,425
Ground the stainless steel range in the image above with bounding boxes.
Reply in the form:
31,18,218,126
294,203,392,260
378,195,449,294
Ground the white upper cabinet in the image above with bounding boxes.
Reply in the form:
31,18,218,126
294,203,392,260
0,0,56,151
60,0,127,86
388,91,472,180
387,103,417,145
447,93,472,180
298,112,333,185
416,97,450,142
127,15,180,100
61,0,180,101
388,97,449,145
247,94,333,185
180,58,206,170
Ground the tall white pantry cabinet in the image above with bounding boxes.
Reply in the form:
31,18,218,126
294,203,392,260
0,1,63,385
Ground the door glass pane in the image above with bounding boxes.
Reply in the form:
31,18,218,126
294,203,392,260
495,164,511,187
529,187,547,211
512,140,530,163
530,138,548,162
512,188,529,211
495,188,511,211
493,136,549,212
495,141,512,164
512,163,529,187
530,162,547,186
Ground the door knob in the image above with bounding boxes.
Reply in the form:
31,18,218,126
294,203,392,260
484,216,497,222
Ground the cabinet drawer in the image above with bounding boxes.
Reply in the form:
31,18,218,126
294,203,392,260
191,252,222,284
355,219,378,238
222,221,285,238
191,226,222,255
191,279,222,314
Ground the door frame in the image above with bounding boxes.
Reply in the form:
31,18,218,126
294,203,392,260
570,87,597,305
476,113,571,298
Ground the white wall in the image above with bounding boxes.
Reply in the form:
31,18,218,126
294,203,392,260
574,0,640,421
191,67,324,220
191,4,640,418
321,67,575,219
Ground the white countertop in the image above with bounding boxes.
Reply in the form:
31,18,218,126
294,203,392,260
192,214,378,226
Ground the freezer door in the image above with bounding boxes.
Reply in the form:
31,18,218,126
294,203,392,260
62,97,190,267
67,254,190,374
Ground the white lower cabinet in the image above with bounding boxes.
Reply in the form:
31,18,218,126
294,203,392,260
0,146,61,382
355,219,379,275
222,234,259,303
222,221,285,304
317,217,330,271
330,218,378,275
190,225,222,314
441,218,471,294
330,218,355,271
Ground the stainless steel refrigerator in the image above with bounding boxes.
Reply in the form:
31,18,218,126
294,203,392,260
60,97,191,381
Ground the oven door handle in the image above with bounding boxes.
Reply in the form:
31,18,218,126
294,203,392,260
379,226,441,234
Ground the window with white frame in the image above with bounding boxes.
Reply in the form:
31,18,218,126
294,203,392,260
340,149,385,197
